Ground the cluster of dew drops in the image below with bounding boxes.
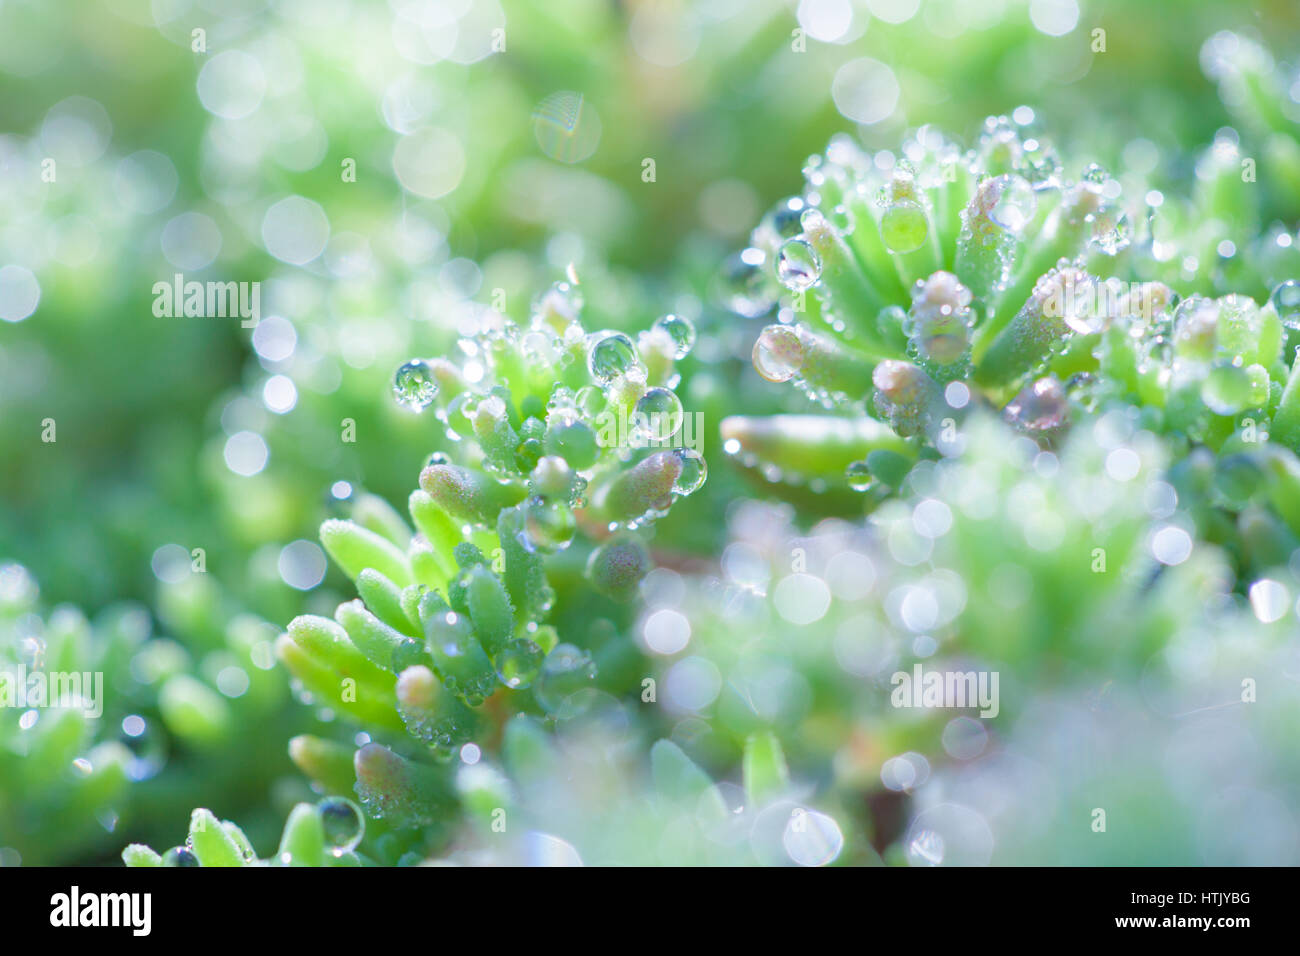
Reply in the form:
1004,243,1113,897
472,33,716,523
388,285,706,548
717,113,1300,491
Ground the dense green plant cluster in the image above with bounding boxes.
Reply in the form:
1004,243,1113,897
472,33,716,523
125,284,719,864
719,112,1300,586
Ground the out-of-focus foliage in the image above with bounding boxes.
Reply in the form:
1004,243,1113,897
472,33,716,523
0,562,297,864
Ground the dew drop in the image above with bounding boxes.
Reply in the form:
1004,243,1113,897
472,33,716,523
1089,209,1131,256
1003,377,1068,434
653,313,696,359
522,497,577,553
776,238,822,291
588,331,639,384
1081,162,1108,185
1201,363,1254,415
672,448,707,496
162,846,200,867
530,455,576,501
632,387,684,442
392,359,438,411
1270,279,1300,331
495,638,544,689
880,201,928,253
753,325,804,382
846,460,873,491
319,796,365,855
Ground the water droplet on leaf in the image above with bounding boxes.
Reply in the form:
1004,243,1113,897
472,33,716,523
393,359,438,411
881,201,928,253
588,331,639,384
1270,280,1300,331
319,797,365,855
653,314,696,359
496,638,544,689
1201,363,1254,415
1003,377,1069,435
632,387,684,442
672,448,707,496
753,325,804,382
776,239,822,291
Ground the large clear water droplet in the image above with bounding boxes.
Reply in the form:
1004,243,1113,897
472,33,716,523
319,796,365,855
1003,377,1069,434
522,497,577,552
530,455,575,500
632,387,684,442
672,448,707,495
776,238,822,291
1089,209,1130,256
653,313,696,359
393,359,438,411
753,325,804,382
1081,162,1108,185
1270,279,1300,331
587,331,639,384
881,201,928,253
496,638,544,689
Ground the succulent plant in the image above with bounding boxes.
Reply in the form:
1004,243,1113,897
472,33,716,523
125,280,714,863
720,115,1300,580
